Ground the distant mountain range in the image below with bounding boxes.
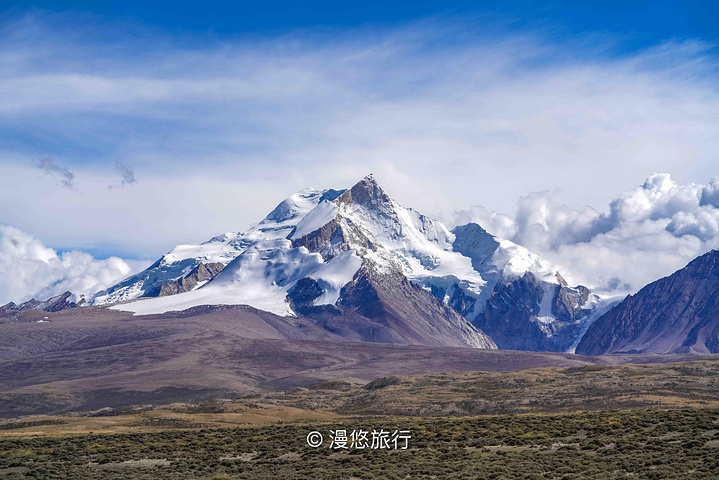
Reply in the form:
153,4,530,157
0,291,86,314
4,175,718,354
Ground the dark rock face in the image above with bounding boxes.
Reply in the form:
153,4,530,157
553,284,591,323
329,263,496,348
475,273,546,351
0,291,84,315
451,223,500,274
144,262,225,298
472,273,593,352
447,285,478,319
287,278,325,315
577,250,719,355
290,218,345,256
336,173,391,209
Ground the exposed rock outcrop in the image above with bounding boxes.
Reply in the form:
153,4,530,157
144,262,225,297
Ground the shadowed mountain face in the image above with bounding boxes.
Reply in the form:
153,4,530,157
451,224,601,352
336,263,495,348
577,250,719,355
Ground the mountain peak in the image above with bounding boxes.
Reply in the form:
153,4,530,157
684,249,719,275
338,174,391,208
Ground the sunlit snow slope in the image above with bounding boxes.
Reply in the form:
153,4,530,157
94,188,342,305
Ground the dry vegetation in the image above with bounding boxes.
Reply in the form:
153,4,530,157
1,409,719,479
284,357,719,416
2,357,719,478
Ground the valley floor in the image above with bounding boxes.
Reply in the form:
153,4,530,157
2,357,719,479
0,305,706,418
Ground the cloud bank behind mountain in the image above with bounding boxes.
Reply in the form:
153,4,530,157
0,225,147,304
454,173,719,293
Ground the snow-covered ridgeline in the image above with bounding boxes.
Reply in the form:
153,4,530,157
106,175,603,348
95,188,339,305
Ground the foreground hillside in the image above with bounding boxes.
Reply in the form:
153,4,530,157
286,357,719,416
0,356,718,435
2,408,718,479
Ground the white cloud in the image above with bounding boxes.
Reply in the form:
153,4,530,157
0,224,146,304
454,173,719,293
0,13,718,291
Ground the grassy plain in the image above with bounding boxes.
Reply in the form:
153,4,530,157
2,357,719,479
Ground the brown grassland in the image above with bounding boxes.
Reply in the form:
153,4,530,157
1,357,719,478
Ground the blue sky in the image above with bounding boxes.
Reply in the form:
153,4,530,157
1,1,719,302
7,0,719,46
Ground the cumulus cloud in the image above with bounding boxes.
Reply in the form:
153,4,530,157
454,173,719,293
34,157,75,189
0,224,145,304
108,161,137,189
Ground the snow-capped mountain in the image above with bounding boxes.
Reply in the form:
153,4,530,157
288,175,612,352
95,175,608,351
92,188,344,305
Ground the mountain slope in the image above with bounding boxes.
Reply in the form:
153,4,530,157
449,223,611,352
576,250,719,355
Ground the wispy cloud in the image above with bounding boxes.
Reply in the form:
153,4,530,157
0,12,718,290
109,160,137,188
34,157,75,189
